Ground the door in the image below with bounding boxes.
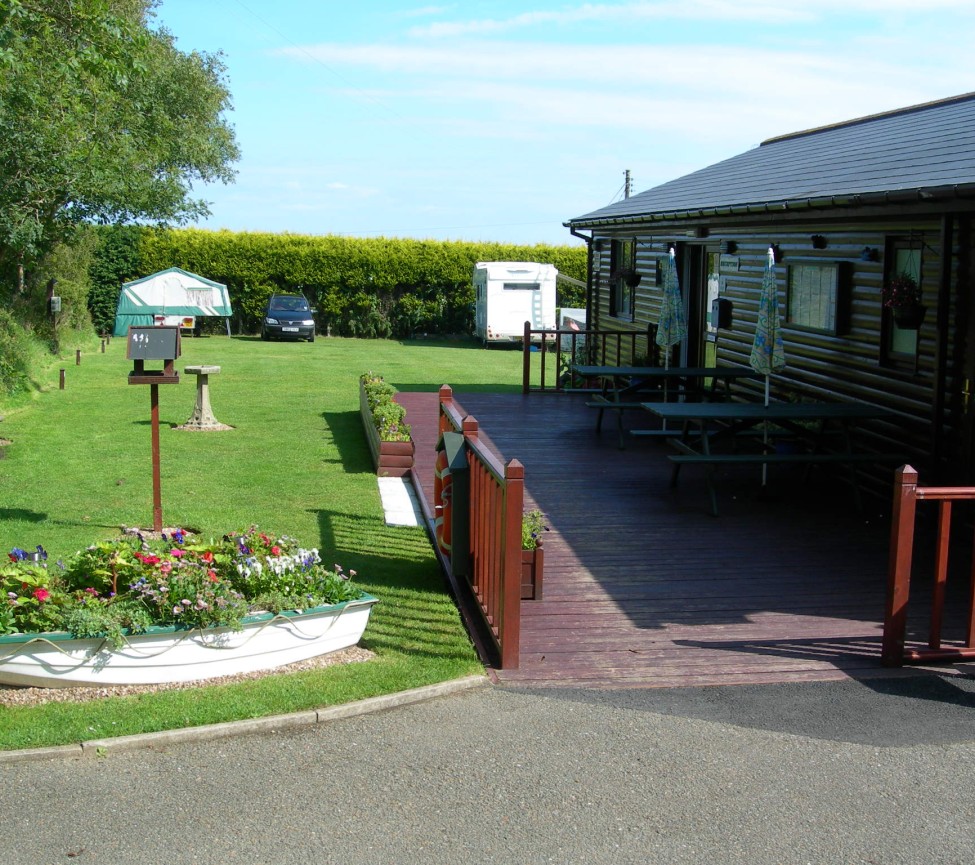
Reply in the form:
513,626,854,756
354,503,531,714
679,245,718,368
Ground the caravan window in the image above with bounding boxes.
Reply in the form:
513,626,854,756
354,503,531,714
503,282,541,291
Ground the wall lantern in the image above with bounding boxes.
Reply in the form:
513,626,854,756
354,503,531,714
770,243,783,263
811,234,828,249
719,240,737,254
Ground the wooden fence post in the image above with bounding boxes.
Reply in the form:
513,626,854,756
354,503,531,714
500,458,524,669
882,465,918,666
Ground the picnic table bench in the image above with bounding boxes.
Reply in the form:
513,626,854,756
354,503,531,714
643,400,904,515
574,364,760,449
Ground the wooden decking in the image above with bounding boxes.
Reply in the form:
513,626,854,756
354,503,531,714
398,390,963,688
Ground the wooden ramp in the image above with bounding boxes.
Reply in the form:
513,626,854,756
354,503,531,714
397,390,961,688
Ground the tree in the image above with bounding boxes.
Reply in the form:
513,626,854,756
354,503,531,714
0,0,239,289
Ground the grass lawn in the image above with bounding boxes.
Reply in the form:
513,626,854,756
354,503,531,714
0,334,531,751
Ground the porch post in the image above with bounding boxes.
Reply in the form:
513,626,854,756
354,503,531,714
882,465,919,666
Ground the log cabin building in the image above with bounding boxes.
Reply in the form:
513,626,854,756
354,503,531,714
565,92,975,489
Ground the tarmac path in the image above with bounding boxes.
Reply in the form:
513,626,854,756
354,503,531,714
4,674,975,864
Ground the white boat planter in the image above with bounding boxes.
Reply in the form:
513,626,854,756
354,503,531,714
0,594,377,688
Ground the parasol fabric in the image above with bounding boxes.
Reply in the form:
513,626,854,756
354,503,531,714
655,247,688,366
749,246,787,403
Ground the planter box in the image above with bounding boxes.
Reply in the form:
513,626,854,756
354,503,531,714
0,594,377,688
521,545,544,600
359,382,415,477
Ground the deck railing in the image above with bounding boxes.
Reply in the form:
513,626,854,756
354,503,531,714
438,385,523,669
521,321,657,394
882,465,975,666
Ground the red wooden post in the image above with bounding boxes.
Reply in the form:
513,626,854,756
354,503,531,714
929,500,952,649
967,527,975,649
882,465,918,666
438,384,453,435
500,458,524,669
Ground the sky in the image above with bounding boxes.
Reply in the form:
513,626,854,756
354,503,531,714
153,0,975,247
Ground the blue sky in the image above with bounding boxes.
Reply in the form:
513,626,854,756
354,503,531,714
154,0,975,246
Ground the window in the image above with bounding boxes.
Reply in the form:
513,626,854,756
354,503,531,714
609,238,636,320
885,242,921,361
786,261,848,334
503,282,540,291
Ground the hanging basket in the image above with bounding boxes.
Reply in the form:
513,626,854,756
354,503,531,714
893,303,926,329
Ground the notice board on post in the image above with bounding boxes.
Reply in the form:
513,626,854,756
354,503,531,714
127,325,181,384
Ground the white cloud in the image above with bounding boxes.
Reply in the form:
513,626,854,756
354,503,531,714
405,0,975,37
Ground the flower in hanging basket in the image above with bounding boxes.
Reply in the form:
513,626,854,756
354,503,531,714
882,273,922,309
610,267,642,288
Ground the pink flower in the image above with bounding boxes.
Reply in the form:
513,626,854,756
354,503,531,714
32,588,50,603
270,545,281,556
170,549,185,558
159,562,172,574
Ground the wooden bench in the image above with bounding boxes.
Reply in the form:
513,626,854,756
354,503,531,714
667,452,905,466
585,396,655,449
667,451,906,516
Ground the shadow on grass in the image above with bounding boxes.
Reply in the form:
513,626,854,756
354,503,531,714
321,410,373,473
0,507,48,523
311,508,476,665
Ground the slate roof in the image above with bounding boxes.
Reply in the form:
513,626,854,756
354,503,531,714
568,92,975,227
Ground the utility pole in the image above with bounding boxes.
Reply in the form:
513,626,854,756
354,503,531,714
624,169,632,199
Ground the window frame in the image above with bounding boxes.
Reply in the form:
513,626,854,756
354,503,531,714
608,238,637,321
785,259,850,336
882,238,923,367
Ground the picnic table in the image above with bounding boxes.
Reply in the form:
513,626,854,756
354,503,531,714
573,364,760,449
642,400,904,515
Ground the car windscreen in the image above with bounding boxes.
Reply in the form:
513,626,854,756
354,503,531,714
270,299,308,312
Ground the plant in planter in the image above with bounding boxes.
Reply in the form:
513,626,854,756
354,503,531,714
0,528,377,687
610,267,642,288
359,373,414,477
882,272,925,328
521,509,546,601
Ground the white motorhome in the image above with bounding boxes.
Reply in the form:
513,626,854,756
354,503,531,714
473,261,557,345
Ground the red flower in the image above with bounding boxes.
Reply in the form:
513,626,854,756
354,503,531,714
270,545,281,556
134,552,161,566
208,570,219,582
32,588,50,603
201,551,214,564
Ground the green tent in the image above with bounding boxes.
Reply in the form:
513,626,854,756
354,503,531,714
113,267,232,337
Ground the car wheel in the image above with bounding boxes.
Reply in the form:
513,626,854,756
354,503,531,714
308,333,315,343
261,329,269,341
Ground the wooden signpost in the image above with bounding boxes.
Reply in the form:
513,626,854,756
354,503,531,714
127,326,181,532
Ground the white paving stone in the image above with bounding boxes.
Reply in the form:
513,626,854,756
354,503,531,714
377,476,423,527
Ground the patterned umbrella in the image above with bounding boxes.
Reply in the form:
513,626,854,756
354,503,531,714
655,247,687,369
749,246,787,404
749,246,787,485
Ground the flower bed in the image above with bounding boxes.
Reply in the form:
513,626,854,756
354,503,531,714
359,373,414,477
1,528,377,687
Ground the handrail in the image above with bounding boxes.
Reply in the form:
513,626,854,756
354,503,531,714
438,385,522,668
881,465,975,666
522,321,657,394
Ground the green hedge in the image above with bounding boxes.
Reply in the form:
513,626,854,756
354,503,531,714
88,227,587,338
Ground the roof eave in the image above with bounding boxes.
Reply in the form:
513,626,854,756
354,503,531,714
566,183,975,230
